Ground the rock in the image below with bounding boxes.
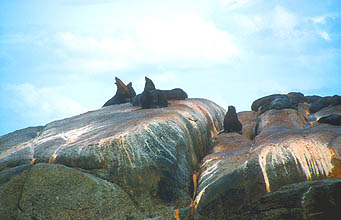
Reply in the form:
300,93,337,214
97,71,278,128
304,95,321,103
251,93,340,115
192,106,341,219
242,178,341,220
0,126,43,154
255,109,306,135
237,111,257,140
318,114,341,126
0,98,225,218
309,95,341,113
0,163,143,220
0,126,42,171
102,77,136,107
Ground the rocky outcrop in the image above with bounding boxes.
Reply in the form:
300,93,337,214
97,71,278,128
193,93,341,219
1,92,341,220
0,98,224,219
0,163,143,220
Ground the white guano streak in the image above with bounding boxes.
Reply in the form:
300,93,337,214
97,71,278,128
258,138,335,192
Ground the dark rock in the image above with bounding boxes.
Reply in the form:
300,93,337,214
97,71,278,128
309,97,331,113
304,95,321,103
309,95,341,113
251,94,301,114
318,114,341,126
251,94,282,112
242,178,341,220
102,77,136,107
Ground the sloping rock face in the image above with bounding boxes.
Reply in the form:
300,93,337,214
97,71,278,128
193,94,341,219
0,98,225,219
0,163,142,220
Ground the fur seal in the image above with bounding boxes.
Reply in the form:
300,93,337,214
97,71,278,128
140,89,168,109
144,76,156,91
133,76,187,108
102,77,136,107
223,106,242,134
164,88,188,100
132,76,156,106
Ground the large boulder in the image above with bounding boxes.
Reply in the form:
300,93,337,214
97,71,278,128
0,163,143,220
193,103,341,219
0,98,225,219
241,178,341,220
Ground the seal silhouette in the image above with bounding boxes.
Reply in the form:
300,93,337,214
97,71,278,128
102,77,136,107
223,105,242,134
133,76,187,108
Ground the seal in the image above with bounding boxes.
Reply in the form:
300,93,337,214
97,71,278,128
102,77,136,107
223,105,243,134
133,76,186,108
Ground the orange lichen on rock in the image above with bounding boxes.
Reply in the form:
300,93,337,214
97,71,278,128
30,158,36,164
49,152,57,164
174,209,180,220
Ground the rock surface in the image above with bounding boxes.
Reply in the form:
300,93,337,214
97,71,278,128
1,93,341,220
193,94,341,219
0,98,224,219
0,163,143,220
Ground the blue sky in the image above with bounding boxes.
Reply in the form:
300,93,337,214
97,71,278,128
0,0,340,136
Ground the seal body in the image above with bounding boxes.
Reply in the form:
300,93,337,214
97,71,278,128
102,77,136,107
223,106,242,134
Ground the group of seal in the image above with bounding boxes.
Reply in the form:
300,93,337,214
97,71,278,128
102,76,188,109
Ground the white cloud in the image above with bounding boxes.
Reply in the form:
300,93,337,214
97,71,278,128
3,83,87,125
272,6,297,37
319,31,331,41
311,16,327,24
57,14,240,72
221,0,252,10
